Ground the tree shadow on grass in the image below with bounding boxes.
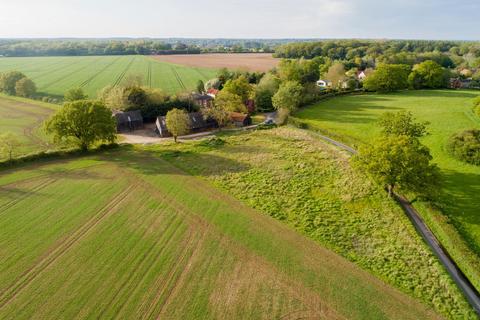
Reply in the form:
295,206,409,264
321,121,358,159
101,145,251,178
298,97,403,125
403,90,479,99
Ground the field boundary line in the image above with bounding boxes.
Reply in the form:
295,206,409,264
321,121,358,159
302,128,480,316
0,182,139,309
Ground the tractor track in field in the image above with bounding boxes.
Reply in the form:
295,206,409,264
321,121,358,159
40,57,104,90
113,57,136,87
147,61,152,88
171,67,186,90
0,178,57,215
79,56,123,88
108,214,187,319
95,202,184,318
0,183,138,309
141,228,204,320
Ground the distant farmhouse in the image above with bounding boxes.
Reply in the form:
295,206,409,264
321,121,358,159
191,93,214,108
114,110,144,132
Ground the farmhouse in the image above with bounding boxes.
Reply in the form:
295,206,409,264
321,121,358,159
230,112,252,127
156,112,217,137
206,88,219,98
114,110,144,132
192,93,214,107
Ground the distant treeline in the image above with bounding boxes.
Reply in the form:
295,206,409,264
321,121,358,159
0,38,301,57
274,40,480,68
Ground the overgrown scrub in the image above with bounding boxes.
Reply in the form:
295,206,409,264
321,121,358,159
157,128,475,319
447,130,480,165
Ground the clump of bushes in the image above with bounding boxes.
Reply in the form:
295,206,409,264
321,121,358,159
198,136,226,148
447,130,480,165
0,71,37,97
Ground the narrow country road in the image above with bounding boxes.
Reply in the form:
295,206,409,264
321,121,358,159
305,129,480,316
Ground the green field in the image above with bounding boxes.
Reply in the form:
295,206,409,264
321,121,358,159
0,56,217,97
0,140,453,319
0,95,58,157
294,90,480,291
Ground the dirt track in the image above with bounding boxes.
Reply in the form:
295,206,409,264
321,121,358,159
152,53,280,72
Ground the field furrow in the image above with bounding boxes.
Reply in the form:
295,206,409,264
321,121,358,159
0,183,138,308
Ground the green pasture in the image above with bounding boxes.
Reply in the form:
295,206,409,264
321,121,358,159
0,136,462,319
0,56,217,98
294,89,480,291
0,95,58,158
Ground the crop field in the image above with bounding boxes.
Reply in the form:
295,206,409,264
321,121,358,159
0,56,218,98
293,90,480,292
0,142,454,319
152,53,280,72
0,95,57,158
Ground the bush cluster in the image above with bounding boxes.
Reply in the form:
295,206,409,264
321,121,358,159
447,130,480,165
0,71,37,97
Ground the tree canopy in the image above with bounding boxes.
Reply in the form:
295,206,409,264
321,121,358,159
353,135,441,197
45,100,116,150
15,77,36,97
165,108,190,142
0,132,21,160
0,71,28,95
408,60,449,89
272,81,304,112
215,91,246,113
378,111,429,138
363,63,410,92
64,87,88,102
222,75,253,102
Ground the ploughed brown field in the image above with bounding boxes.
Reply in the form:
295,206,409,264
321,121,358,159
152,53,280,72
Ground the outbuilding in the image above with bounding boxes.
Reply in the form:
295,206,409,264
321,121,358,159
156,112,217,137
114,110,144,132
230,112,252,127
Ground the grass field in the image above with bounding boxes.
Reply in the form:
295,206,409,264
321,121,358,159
0,56,218,98
293,90,480,292
0,95,58,158
152,128,476,319
0,143,451,319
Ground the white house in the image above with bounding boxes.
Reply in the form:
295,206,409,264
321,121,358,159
357,71,367,81
316,80,331,88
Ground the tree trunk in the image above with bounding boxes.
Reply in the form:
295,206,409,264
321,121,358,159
387,184,394,197
174,135,177,143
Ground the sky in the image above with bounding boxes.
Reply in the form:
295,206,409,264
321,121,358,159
0,0,478,40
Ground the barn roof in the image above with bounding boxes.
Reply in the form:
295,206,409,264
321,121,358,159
114,110,143,124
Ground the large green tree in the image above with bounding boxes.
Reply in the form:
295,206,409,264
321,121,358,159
353,135,441,197
45,100,116,151
0,132,21,160
165,108,190,142
379,111,429,138
272,80,303,112
254,73,280,112
15,78,36,98
408,60,449,89
363,63,410,92
215,91,247,113
0,71,27,95
222,75,253,102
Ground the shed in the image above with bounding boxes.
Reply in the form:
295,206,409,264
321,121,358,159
156,112,217,137
114,110,144,132
230,112,252,127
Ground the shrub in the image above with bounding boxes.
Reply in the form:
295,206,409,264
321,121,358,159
447,130,480,165
15,77,37,97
